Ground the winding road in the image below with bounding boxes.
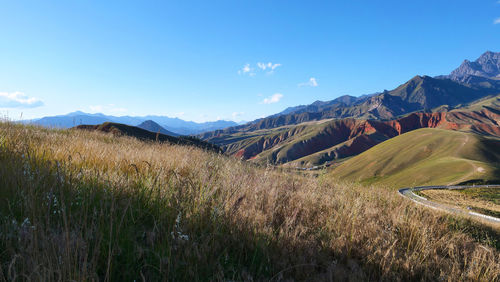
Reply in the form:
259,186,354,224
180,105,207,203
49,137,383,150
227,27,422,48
398,185,500,224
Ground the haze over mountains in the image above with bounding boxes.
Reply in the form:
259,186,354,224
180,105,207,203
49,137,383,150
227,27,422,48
26,111,238,135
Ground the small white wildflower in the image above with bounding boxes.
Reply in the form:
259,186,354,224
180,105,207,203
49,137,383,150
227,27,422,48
171,212,189,242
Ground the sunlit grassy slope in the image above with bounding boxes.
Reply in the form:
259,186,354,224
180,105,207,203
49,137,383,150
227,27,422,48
0,122,499,280
331,128,500,187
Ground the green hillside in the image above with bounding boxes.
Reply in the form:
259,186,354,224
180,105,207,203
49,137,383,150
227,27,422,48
450,94,500,113
331,128,500,187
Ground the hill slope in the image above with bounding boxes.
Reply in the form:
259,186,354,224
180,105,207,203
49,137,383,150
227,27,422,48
202,99,500,167
1,122,498,280
75,122,221,152
331,128,500,187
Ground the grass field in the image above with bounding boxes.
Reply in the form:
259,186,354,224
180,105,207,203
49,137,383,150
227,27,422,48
460,188,500,205
0,122,499,280
331,128,500,188
419,188,500,218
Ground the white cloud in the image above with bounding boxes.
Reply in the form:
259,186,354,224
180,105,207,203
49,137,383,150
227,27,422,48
239,62,281,75
0,92,44,108
89,104,127,114
298,77,319,87
238,63,255,76
262,93,284,104
257,62,281,71
494,18,500,24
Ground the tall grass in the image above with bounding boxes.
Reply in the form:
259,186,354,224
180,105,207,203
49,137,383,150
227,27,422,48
0,121,498,281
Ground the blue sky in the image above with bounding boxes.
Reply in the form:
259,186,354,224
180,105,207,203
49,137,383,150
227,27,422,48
1,0,500,122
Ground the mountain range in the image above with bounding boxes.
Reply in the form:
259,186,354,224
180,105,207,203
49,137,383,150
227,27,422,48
49,51,500,186
26,50,500,186
28,52,500,139
203,97,499,165
202,76,499,138
26,111,238,135
198,51,500,185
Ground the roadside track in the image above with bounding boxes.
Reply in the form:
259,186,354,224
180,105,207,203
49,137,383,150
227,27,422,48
398,185,500,224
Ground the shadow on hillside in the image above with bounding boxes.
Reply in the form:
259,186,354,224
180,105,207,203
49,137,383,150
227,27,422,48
0,141,498,281
0,148,375,281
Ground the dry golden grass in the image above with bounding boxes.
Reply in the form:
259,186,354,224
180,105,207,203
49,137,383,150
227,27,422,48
0,121,499,281
420,189,500,214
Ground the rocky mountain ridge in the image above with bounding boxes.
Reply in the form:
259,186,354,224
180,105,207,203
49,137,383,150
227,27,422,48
201,74,500,140
449,51,500,82
204,95,500,167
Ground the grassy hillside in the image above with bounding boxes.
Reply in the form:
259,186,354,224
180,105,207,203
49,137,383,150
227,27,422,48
450,94,500,113
331,128,500,187
204,104,499,168
75,122,221,153
0,122,499,280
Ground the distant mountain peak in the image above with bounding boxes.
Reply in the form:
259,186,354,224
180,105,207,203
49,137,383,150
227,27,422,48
405,75,432,87
480,50,496,58
139,120,160,127
449,51,500,81
408,75,432,82
67,111,87,116
28,112,237,135
137,120,179,136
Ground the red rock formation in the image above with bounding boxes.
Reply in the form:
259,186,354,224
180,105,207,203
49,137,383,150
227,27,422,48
230,107,500,165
